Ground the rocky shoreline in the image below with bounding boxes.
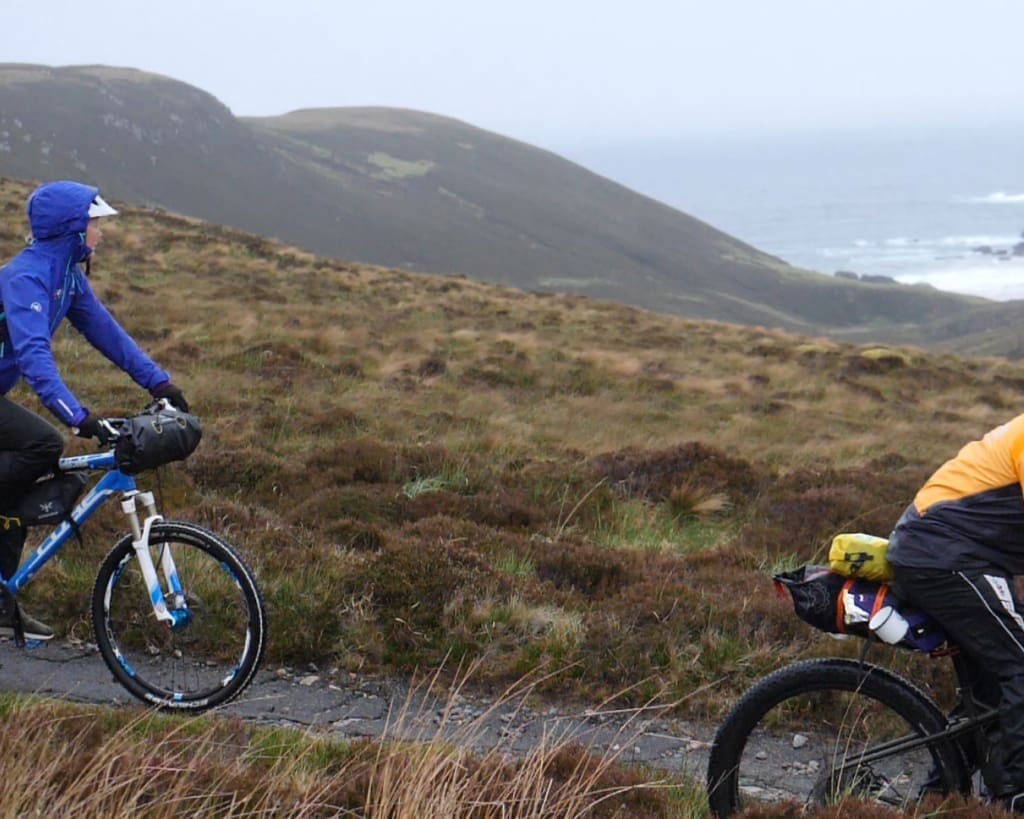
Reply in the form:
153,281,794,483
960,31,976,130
971,229,1024,259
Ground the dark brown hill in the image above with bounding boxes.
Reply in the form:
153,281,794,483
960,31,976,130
3,63,1019,352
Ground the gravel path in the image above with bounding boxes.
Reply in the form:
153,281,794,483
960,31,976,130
0,638,717,781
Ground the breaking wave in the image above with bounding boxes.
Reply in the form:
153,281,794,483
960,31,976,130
964,192,1024,204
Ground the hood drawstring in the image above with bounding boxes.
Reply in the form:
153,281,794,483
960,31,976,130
74,231,92,271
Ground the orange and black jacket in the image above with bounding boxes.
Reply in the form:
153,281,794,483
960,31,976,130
889,413,1024,574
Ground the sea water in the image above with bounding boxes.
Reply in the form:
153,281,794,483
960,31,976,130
560,125,1024,301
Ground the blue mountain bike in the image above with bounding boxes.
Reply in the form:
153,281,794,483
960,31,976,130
3,403,267,712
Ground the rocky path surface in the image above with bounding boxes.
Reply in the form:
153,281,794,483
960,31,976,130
0,638,716,781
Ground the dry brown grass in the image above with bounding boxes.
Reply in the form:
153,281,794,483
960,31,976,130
0,682,681,819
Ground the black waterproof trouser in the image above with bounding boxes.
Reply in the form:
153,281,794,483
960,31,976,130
0,396,63,580
894,565,1024,797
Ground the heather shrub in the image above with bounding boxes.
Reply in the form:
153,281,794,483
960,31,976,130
458,352,539,390
739,464,923,561
589,442,761,504
399,488,546,528
287,484,404,526
533,539,639,598
320,517,387,551
344,525,502,663
187,444,288,499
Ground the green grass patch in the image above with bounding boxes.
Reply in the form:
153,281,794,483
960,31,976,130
494,553,536,576
401,463,471,498
591,497,727,554
367,151,434,180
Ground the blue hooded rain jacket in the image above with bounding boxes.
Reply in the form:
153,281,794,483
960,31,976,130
0,180,169,426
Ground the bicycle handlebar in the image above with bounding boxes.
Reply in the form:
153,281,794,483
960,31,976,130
100,399,182,444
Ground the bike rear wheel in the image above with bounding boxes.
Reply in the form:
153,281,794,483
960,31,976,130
92,521,267,712
707,658,969,817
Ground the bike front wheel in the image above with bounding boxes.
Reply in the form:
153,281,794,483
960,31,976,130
92,521,267,712
706,658,969,817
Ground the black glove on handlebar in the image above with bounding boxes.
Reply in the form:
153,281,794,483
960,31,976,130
74,413,118,445
150,382,190,413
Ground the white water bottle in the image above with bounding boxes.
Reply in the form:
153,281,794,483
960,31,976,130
869,606,910,645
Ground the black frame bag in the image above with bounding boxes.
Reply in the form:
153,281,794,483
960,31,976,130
114,406,202,475
16,472,88,526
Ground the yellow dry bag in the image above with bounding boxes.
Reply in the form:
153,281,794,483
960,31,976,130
828,532,893,582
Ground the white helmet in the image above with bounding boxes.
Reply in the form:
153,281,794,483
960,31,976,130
88,194,118,218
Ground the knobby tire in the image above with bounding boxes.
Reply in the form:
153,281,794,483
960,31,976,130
92,520,267,712
706,658,969,817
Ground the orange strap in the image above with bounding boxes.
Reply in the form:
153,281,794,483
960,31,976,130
836,580,889,633
837,579,855,633
871,585,890,619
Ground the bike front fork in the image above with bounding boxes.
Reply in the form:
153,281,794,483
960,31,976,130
120,491,189,629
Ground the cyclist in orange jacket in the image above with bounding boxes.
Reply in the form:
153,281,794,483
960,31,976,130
890,414,1024,811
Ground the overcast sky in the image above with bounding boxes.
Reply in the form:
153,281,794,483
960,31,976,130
4,0,1023,152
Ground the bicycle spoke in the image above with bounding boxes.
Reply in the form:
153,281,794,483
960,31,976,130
94,522,266,710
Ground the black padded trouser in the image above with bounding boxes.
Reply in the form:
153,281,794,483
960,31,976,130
0,396,63,580
894,566,1024,797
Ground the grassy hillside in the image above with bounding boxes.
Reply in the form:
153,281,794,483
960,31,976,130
2,176,1020,729
1,63,1014,353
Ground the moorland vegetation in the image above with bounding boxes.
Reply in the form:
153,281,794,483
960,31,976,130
2,174,1023,815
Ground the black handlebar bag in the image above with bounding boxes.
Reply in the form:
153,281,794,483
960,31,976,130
115,408,202,474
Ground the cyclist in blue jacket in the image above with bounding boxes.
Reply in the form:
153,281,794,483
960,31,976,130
0,180,188,640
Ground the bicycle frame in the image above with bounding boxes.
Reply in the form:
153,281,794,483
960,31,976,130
830,704,999,769
827,649,1001,790
3,449,186,628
